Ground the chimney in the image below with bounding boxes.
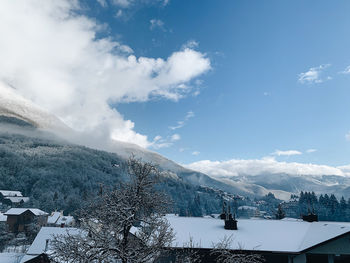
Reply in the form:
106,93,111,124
225,212,238,230
302,203,318,222
44,239,50,252
302,213,318,222
220,201,226,220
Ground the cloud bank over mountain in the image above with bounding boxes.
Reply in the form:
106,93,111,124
0,0,210,148
185,157,350,178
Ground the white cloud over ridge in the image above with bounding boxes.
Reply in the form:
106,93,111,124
0,0,210,148
185,158,350,178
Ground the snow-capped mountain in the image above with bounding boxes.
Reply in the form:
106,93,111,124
1,81,350,200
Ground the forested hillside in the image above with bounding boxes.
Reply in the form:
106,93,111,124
0,122,222,215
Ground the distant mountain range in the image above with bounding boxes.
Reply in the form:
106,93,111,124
1,81,350,207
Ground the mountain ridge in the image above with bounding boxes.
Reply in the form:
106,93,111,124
1,82,350,202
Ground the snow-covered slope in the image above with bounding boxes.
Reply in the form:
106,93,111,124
0,83,236,195
0,82,68,131
3,81,350,200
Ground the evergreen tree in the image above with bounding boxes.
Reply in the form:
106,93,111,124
276,204,285,220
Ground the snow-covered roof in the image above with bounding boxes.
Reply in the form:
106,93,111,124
5,208,48,216
4,197,30,203
0,190,23,197
166,215,350,253
0,212,7,222
47,212,61,224
47,212,74,226
56,215,74,226
24,227,81,258
0,253,24,263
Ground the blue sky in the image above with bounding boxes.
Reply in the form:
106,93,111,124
86,0,350,166
2,0,350,176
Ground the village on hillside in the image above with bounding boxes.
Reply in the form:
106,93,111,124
1,187,350,263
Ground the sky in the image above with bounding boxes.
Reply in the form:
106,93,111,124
1,0,350,177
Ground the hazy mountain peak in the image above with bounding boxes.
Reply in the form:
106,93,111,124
0,81,68,131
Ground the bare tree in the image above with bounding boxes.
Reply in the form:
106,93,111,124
50,157,174,263
211,235,265,263
0,223,16,252
174,237,202,263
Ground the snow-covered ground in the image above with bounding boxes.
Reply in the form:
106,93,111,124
0,253,25,263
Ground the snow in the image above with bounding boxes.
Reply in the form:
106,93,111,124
4,197,30,203
56,215,74,226
5,208,48,216
47,212,74,226
20,255,37,263
0,190,23,197
238,206,257,211
0,253,24,263
25,227,81,256
166,215,350,253
0,212,7,222
47,212,61,224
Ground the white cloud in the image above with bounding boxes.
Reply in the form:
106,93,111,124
169,111,195,130
306,149,317,153
163,0,169,6
185,111,195,119
0,0,210,148
272,150,302,156
171,133,180,141
192,151,200,156
112,0,131,8
183,40,199,49
149,134,181,149
185,157,349,178
340,65,350,74
115,9,123,18
298,64,331,84
346,131,350,141
97,0,108,7
150,19,165,31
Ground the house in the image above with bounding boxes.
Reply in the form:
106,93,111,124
3,196,30,206
20,227,81,263
0,190,30,207
163,214,350,263
47,211,75,227
4,208,48,233
0,190,23,199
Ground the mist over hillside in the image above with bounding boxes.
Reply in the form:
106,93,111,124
0,117,228,215
2,82,350,217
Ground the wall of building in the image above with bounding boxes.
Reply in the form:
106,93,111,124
308,233,350,255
